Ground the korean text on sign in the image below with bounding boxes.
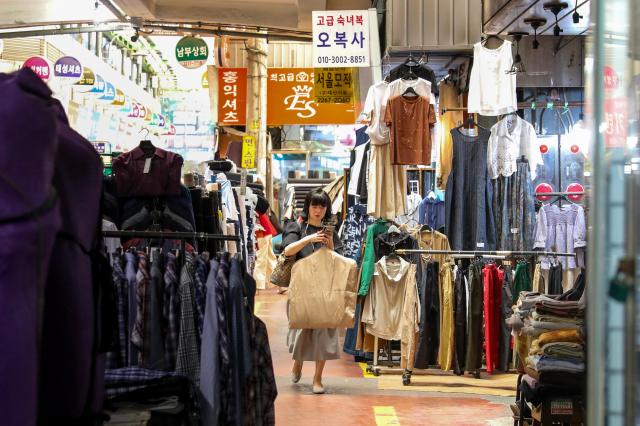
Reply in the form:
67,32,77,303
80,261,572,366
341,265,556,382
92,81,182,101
312,10,370,68
217,68,248,125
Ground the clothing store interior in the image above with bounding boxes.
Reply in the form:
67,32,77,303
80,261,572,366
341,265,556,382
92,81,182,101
2,0,640,425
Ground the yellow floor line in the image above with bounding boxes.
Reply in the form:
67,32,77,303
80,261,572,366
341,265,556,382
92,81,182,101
358,362,376,378
374,406,400,426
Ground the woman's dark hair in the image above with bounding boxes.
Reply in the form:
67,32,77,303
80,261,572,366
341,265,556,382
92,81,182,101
301,187,332,222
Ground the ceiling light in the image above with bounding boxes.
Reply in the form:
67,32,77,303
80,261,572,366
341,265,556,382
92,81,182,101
524,17,547,49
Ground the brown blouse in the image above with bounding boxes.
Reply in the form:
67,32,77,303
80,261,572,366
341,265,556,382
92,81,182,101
384,95,436,165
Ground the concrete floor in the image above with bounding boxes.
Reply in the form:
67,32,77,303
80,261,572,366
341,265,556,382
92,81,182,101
255,289,515,426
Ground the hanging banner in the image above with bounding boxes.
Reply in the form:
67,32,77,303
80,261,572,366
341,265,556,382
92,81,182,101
90,74,106,94
314,67,355,103
23,56,51,81
267,68,356,125
241,135,256,169
217,68,248,125
175,36,208,69
54,56,83,81
201,70,209,88
111,89,125,106
312,10,370,68
99,82,116,101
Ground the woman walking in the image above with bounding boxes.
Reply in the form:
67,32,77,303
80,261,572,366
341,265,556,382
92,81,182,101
281,187,343,394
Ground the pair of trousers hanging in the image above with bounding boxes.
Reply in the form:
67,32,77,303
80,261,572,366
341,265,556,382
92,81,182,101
548,262,563,295
414,260,440,369
499,266,514,372
482,263,503,374
453,267,468,375
465,262,484,372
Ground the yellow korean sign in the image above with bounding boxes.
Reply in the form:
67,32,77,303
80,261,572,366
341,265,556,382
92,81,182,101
242,135,256,169
267,68,356,125
314,67,355,103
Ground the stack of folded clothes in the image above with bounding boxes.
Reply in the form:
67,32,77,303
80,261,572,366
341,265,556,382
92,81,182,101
508,295,586,408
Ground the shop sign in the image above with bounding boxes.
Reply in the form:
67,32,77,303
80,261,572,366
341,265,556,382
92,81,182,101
158,114,166,127
151,113,159,126
54,56,82,81
314,67,355,103
604,66,620,92
120,96,132,113
91,142,111,154
604,98,628,148
76,67,95,86
138,104,147,119
99,82,116,101
175,36,208,69
89,74,106,94
129,102,140,118
217,68,247,125
144,107,153,122
241,135,256,169
202,70,209,88
111,89,125,106
312,10,370,68
267,68,356,125
23,56,51,81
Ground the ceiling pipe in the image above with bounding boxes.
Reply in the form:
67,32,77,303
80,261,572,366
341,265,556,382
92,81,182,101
0,23,132,38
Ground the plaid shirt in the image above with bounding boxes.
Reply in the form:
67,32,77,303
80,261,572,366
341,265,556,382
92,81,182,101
131,252,150,364
104,367,179,398
246,317,277,426
163,252,179,370
106,253,129,369
194,256,208,339
176,252,200,386
215,254,232,424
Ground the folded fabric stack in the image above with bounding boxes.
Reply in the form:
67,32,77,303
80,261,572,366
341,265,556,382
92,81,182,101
508,295,586,406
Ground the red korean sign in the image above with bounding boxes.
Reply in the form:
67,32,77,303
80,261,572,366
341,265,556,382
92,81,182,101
604,66,620,92
604,98,628,148
23,56,51,81
217,68,247,125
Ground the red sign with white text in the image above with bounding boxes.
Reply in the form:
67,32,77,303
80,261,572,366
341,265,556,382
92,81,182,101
604,98,628,148
218,68,247,125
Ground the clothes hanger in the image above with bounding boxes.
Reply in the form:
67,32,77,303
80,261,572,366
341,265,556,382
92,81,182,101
138,127,155,155
481,34,505,48
402,86,419,98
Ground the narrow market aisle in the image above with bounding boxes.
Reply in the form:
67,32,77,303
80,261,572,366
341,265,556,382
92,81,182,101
255,289,515,426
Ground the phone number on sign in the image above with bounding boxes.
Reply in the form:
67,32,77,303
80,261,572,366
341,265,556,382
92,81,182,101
316,55,367,65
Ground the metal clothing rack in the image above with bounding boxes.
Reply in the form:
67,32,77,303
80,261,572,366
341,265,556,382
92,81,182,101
441,101,585,114
366,248,577,383
395,249,576,257
103,230,242,267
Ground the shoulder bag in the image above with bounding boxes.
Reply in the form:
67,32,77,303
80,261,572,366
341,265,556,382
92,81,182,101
270,222,304,287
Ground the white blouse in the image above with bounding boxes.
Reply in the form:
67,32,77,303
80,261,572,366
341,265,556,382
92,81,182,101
487,115,543,179
468,40,517,116
362,81,390,145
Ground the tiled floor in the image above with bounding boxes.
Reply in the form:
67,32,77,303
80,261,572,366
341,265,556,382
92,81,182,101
255,289,515,426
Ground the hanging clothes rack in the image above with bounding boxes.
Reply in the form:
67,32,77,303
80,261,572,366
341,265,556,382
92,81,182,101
395,249,576,257
441,101,585,114
103,230,242,268
368,248,576,384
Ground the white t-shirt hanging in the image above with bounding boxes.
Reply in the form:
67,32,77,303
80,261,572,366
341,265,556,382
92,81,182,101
382,78,436,107
468,40,517,116
487,115,543,179
362,81,390,145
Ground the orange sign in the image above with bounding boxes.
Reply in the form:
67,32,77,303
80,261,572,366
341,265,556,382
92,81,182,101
218,68,247,125
267,68,356,125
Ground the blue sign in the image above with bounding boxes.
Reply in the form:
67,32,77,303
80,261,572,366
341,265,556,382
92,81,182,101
99,82,116,101
90,74,106,94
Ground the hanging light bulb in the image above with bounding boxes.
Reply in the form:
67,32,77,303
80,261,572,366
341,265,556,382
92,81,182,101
507,32,528,74
524,17,547,50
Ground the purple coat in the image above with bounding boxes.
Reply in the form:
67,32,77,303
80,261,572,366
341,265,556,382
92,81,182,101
0,68,104,424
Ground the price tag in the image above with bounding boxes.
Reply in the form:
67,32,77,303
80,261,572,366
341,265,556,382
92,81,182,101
143,158,152,174
240,169,247,196
476,242,485,248
511,228,520,234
